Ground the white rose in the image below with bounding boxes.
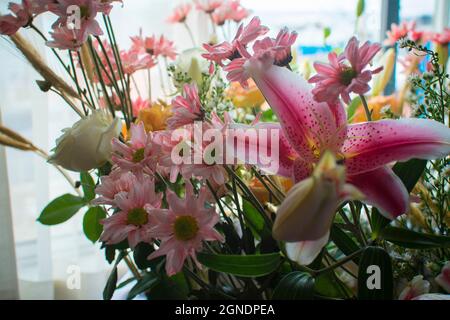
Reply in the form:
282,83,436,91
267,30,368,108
48,110,121,172
174,48,209,87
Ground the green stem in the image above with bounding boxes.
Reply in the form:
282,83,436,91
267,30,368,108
359,94,372,121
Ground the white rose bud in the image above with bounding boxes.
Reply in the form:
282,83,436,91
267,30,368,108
174,48,209,87
48,110,121,172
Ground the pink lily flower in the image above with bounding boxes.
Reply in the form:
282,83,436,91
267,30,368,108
230,56,450,221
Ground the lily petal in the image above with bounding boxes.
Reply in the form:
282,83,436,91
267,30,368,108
285,231,329,266
343,118,450,175
226,122,298,176
348,166,409,219
245,61,347,161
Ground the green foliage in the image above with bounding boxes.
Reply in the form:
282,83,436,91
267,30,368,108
83,206,106,243
358,246,393,300
272,272,315,300
38,194,86,225
380,227,450,249
197,252,281,278
80,172,96,201
356,0,365,17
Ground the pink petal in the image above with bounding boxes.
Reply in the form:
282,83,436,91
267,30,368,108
347,166,409,219
343,118,450,175
246,62,347,161
226,122,298,176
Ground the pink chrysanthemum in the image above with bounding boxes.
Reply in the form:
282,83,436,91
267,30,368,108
384,21,415,46
120,49,155,75
167,84,204,130
100,174,162,249
308,36,383,104
432,28,450,45
131,34,177,60
111,122,159,172
46,26,88,50
194,0,222,14
202,16,268,69
92,169,136,206
147,183,223,276
225,27,298,87
167,3,191,24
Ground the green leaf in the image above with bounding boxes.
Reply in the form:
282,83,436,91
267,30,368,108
379,227,450,249
197,252,281,278
38,194,86,225
80,172,96,201
315,272,352,299
133,242,155,270
356,0,365,17
83,206,106,243
127,273,159,300
323,27,331,41
103,252,125,300
346,96,362,120
393,159,427,193
242,199,270,238
330,224,360,263
148,273,189,300
358,246,393,300
272,272,315,300
103,268,118,300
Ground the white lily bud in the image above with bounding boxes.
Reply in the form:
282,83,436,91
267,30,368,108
48,110,121,172
272,151,364,242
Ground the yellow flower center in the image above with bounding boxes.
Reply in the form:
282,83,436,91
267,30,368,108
173,215,199,241
132,147,145,163
127,208,148,226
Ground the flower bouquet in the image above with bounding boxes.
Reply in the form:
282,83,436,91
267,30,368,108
1,0,449,300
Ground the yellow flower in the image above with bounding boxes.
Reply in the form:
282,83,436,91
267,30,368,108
227,79,265,109
136,100,172,132
249,176,294,204
352,95,400,123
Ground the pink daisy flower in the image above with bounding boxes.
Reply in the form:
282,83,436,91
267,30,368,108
120,49,156,75
100,174,162,249
225,28,298,87
132,97,150,118
228,0,250,23
308,36,383,104
50,0,105,37
166,3,192,24
92,169,137,206
194,0,222,14
167,84,204,130
131,34,177,60
432,28,450,45
111,122,159,172
0,0,43,35
202,16,268,69
384,21,415,46
46,26,88,50
147,183,224,276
